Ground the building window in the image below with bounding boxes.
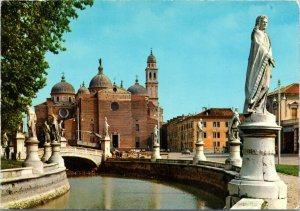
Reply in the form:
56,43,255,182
154,72,156,79
69,97,72,102
225,121,229,127
57,96,59,102
149,72,152,79
136,124,139,131
213,122,220,127
203,122,206,127
213,132,220,138
203,132,207,138
111,102,119,111
292,108,297,119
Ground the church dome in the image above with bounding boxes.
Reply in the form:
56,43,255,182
127,79,147,96
147,49,156,63
77,82,90,94
51,75,75,95
89,59,112,90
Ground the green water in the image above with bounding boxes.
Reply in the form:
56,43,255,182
35,175,224,209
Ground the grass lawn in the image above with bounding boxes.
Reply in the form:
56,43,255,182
1,159,24,170
276,164,299,176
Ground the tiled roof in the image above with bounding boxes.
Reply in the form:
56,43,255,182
268,83,299,95
196,108,234,118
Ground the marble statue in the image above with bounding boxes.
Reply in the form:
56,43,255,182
27,106,37,137
58,120,65,137
153,125,158,144
228,111,241,140
243,15,275,115
17,122,23,133
197,119,203,140
104,117,109,137
49,114,60,143
2,132,8,148
43,121,51,143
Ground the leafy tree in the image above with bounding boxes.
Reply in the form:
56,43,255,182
1,0,93,138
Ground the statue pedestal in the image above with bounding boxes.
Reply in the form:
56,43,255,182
47,142,65,168
15,132,26,160
225,138,242,169
23,137,44,173
101,136,112,161
41,142,52,162
60,137,67,148
226,114,287,209
193,140,206,164
151,142,161,161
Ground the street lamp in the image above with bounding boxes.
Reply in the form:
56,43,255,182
273,80,282,164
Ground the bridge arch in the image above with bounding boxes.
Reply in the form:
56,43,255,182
62,155,100,171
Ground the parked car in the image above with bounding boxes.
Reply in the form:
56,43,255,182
181,149,191,155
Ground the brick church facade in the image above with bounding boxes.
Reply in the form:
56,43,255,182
35,50,163,150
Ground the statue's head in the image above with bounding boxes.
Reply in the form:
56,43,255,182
255,15,268,30
199,118,202,122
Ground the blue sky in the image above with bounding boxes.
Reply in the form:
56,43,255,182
33,0,299,121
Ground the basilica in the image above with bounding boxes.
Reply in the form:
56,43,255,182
35,50,163,150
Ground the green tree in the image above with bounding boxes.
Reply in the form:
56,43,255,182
1,0,93,138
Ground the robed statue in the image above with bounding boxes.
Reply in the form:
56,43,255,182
197,119,203,141
43,121,51,143
104,117,109,137
2,132,9,148
27,106,37,137
153,125,158,144
228,111,241,141
243,15,275,115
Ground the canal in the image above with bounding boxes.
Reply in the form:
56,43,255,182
35,175,224,209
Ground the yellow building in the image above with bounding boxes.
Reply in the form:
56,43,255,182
165,108,238,153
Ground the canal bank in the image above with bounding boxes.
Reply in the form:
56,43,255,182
99,158,239,199
0,163,70,209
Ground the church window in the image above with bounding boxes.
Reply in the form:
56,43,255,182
154,72,156,79
57,96,59,102
111,102,119,111
149,72,152,79
69,97,71,102
136,124,139,131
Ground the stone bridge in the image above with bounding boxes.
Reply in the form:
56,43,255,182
39,146,103,167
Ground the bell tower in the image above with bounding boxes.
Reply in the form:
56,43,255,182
145,49,158,106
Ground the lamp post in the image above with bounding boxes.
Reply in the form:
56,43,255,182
273,80,281,164
157,102,160,145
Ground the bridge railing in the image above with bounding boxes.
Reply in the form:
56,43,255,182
60,146,102,156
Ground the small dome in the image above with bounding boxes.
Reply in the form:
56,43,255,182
89,59,112,90
77,82,90,94
127,79,147,96
51,75,75,95
147,49,156,63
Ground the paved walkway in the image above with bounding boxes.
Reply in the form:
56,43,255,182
167,152,299,165
166,152,299,209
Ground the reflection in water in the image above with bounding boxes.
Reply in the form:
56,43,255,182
35,175,224,209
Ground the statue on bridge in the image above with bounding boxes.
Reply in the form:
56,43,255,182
27,106,37,138
104,117,109,137
153,125,159,144
58,120,65,137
